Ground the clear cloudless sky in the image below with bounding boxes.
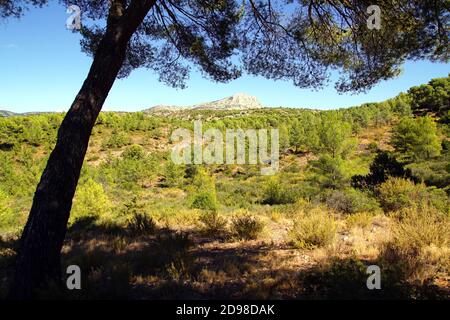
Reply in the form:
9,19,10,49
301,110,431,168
0,2,449,113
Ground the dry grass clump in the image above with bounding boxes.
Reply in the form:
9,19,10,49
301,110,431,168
231,210,264,240
126,212,156,236
289,207,337,249
198,210,227,237
380,204,450,284
151,207,200,229
345,212,374,230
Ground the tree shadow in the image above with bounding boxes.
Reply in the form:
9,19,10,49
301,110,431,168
297,256,449,300
0,235,20,299
67,216,125,239
3,221,448,300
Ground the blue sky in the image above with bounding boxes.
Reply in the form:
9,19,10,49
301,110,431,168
0,2,448,113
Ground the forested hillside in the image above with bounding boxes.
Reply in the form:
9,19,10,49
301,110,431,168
0,76,449,299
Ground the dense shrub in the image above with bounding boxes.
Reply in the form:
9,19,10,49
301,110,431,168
198,211,227,236
191,192,218,211
262,177,297,205
126,212,156,236
377,177,448,213
231,210,264,240
71,179,111,222
380,205,450,284
121,144,145,160
289,208,337,249
323,189,379,214
261,178,283,205
22,123,46,146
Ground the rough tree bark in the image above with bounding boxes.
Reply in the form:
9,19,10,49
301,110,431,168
9,0,156,299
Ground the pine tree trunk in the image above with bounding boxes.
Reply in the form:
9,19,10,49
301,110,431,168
9,0,156,299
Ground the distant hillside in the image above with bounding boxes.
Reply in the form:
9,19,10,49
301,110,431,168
193,93,263,110
146,105,184,113
3,75,448,118
0,110,55,117
0,110,18,117
144,93,263,114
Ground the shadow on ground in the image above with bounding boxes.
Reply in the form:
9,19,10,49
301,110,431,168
1,216,448,299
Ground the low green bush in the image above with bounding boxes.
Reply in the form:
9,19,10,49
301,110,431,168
262,177,297,205
191,192,218,211
101,132,131,150
324,189,379,214
70,179,112,223
377,177,449,214
122,144,145,160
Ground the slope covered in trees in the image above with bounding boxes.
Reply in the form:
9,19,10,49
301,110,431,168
0,76,449,299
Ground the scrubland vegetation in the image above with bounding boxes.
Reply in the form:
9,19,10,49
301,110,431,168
0,76,449,299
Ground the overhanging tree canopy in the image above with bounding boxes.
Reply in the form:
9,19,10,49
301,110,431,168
3,0,449,91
